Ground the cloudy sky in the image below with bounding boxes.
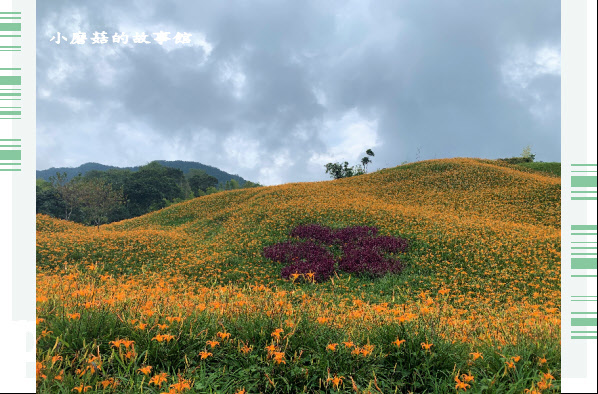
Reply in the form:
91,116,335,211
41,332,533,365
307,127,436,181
36,0,561,185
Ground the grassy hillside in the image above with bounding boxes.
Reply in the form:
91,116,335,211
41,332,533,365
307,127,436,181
36,158,561,393
515,161,561,177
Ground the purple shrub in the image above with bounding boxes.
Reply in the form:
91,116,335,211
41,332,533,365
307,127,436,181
263,223,409,282
333,226,378,244
345,235,409,254
280,256,335,283
290,224,335,244
263,240,332,265
339,247,404,277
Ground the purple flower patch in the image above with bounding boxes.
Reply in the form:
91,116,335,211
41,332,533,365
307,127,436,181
263,224,409,282
290,224,335,244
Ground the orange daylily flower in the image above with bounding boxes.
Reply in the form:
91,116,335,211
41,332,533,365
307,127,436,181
72,385,92,393
393,339,406,348
199,351,212,360
461,373,474,383
206,340,220,348
470,352,483,360
149,372,169,386
217,331,231,340
327,374,344,390
138,365,153,375
272,351,286,364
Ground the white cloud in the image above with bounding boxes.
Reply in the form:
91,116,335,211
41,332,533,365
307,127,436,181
222,134,261,169
309,109,379,167
502,44,560,89
219,60,246,99
501,44,560,119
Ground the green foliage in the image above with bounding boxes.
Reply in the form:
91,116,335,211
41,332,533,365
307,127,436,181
225,179,241,190
498,145,536,164
187,169,219,195
36,160,248,187
78,178,125,228
38,161,262,226
242,180,263,189
325,149,374,179
516,162,561,177
49,172,86,221
36,301,561,393
521,145,535,161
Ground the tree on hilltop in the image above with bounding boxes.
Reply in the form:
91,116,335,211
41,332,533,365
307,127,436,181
325,149,375,179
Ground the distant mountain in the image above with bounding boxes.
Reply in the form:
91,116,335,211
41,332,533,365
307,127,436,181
37,160,249,186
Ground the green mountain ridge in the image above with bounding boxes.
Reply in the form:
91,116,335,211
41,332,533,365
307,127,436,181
36,160,250,186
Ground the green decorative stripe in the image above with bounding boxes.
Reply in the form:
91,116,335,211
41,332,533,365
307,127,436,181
572,247,598,249
0,76,20,85
0,162,20,165
0,35,21,37
0,168,21,171
572,164,598,166
572,253,598,255
0,93,21,96
572,176,598,187
572,318,598,326
572,197,598,200
0,150,21,160
571,258,597,269
0,111,20,115
572,275,598,277
0,145,21,147
572,331,598,333
0,139,21,141
572,225,598,230
572,191,598,193
571,312,597,314
0,12,21,14
0,68,20,70
572,336,597,339
0,23,20,31
572,232,598,235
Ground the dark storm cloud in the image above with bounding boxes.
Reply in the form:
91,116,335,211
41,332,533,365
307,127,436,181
37,0,560,185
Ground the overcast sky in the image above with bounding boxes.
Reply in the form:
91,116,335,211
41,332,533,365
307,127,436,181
36,0,561,185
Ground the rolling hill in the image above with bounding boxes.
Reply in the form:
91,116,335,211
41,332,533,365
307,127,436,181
35,158,562,392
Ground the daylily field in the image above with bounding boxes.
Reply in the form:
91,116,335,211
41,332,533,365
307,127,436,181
35,158,561,393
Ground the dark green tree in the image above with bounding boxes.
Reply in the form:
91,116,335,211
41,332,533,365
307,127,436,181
187,169,218,195
225,179,241,190
242,180,262,188
49,172,86,220
124,162,185,216
325,150,374,179
79,178,125,229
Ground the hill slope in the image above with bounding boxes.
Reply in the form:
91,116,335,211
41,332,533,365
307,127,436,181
38,158,560,301
36,158,562,391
